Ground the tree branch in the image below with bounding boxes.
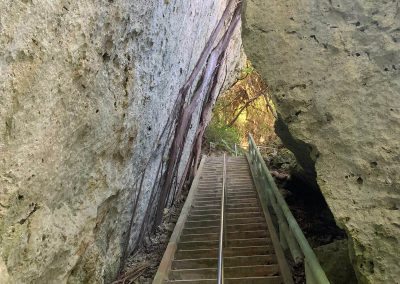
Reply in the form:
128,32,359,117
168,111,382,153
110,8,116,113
228,95,260,126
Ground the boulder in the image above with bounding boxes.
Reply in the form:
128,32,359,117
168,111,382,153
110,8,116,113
0,1,243,282
243,0,400,282
315,239,357,284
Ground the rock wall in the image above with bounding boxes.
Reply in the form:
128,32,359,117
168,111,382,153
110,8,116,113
242,0,399,283
0,0,243,283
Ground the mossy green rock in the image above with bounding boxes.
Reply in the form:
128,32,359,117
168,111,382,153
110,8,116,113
315,240,357,284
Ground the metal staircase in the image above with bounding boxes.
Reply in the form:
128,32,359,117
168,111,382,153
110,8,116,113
153,135,329,284
154,156,291,283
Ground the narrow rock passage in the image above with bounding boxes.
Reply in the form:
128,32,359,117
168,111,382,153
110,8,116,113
121,0,243,269
154,156,292,283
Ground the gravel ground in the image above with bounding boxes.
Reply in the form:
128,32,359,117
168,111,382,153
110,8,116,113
114,189,188,284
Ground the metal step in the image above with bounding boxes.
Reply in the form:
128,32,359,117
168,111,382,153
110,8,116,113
180,230,270,242
175,246,275,259
165,276,282,284
191,202,260,210
194,198,258,206
195,193,257,201
192,202,259,209
196,191,256,196
182,222,267,235
195,192,256,199
171,255,277,269
178,237,271,250
169,265,280,280
185,217,265,228
196,189,256,194
190,206,262,215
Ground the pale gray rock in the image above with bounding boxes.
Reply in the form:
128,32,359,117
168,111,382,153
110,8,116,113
243,0,400,283
0,0,243,283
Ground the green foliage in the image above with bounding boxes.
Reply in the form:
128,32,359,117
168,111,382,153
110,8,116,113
204,61,276,155
241,65,254,76
217,62,276,147
204,117,240,151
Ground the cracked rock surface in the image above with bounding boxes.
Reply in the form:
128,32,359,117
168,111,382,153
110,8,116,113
243,0,400,283
0,0,243,283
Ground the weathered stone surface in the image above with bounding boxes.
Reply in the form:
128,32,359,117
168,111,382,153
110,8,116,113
315,239,357,284
0,1,243,283
243,0,400,283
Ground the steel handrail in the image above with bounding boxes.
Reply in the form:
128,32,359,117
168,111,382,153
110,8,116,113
248,134,330,284
217,154,227,284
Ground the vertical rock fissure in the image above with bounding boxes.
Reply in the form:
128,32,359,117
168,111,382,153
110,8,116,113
152,0,242,227
120,0,242,269
275,114,318,185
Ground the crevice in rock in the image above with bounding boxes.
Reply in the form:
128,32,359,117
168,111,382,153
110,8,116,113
274,114,319,189
18,203,40,225
153,0,242,228
119,0,243,272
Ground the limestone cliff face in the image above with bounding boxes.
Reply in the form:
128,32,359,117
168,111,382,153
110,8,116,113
0,1,243,283
243,0,399,283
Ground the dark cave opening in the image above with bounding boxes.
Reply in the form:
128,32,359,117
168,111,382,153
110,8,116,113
280,173,346,247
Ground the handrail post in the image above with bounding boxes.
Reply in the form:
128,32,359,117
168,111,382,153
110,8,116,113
218,153,227,284
223,154,227,248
